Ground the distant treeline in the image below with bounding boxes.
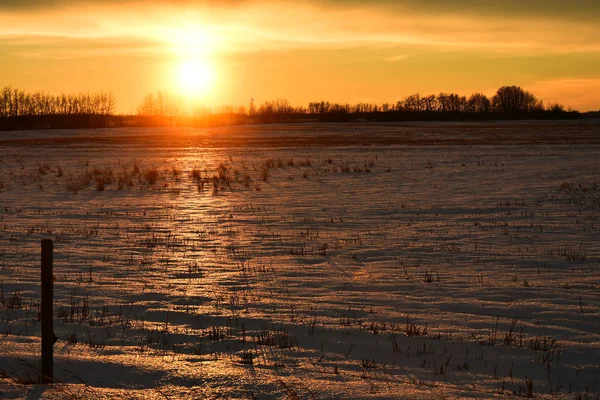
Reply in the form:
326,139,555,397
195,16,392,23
0,86,116,130
0,85,592,131
134,85,582,124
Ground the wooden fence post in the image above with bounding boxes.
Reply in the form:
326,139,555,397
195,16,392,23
41,239,53,384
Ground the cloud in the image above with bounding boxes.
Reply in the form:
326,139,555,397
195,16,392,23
0,35,165,59
0,0,599,58
3,0,599,19
385,54,410,62
324,0,600,22
0,0,246,11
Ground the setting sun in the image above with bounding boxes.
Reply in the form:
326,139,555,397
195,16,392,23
176,59,216,97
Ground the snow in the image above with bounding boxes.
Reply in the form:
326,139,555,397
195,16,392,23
0,121,599,399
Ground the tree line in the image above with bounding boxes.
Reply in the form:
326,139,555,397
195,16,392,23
136,86,577,124
0,85,583,131
0,86,117,131
0,86,115,117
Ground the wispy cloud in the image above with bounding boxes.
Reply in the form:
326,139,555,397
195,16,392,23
385,54,410,62
0,1,599,57
0,35,165,59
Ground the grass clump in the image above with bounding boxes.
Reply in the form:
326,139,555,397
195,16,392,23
144,168,159,184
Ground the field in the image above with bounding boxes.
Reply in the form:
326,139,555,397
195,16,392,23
0,121,599,399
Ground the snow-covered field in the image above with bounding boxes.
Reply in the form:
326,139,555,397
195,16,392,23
0,122,599,399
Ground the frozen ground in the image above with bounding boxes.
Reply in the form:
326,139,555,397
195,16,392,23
0,121,599,399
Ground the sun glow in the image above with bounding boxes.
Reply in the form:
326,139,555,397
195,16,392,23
166,24,220,56
176,59,215,97
164,24,220,99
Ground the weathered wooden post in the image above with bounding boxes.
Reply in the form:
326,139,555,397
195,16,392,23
41,239,53,384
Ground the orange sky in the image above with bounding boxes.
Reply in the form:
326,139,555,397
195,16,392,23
1,0,599,113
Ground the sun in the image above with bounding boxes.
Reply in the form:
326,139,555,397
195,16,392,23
176,59,215,97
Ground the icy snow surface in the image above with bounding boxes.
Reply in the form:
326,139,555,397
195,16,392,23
0,121,599,399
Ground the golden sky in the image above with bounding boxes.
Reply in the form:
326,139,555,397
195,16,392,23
1,0,599,113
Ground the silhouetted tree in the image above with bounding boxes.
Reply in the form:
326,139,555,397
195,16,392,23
403,94,422,112
467,93,491,113
547,102,565,113
422,95,437,112
492,86,540,113
137,91,188,117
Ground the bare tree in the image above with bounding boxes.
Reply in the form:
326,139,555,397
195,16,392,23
467,93,491,113
492,86,539,113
